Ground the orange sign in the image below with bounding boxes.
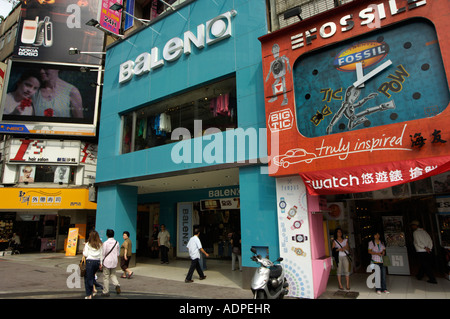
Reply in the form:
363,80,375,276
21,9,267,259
66,228,79,256
0,188,97,210
260,0,450,178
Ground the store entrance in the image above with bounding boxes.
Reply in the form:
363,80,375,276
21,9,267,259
350,196,445,277
194,202,241,260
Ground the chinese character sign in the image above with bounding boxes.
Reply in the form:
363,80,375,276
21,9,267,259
98,0,123,35
300,155,450,195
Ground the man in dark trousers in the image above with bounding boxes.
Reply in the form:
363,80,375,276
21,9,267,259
410,220,437,284
185,228,209,283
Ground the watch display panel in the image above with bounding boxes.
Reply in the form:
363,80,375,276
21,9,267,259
294,19,449,138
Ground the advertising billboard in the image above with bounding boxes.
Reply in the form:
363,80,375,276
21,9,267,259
0,60,100,136
97,0,123,35
14,0,104,65
259,0,450,194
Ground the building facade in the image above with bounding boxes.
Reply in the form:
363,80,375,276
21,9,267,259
260,0,450,296
0,1,103,253
95,0,279,290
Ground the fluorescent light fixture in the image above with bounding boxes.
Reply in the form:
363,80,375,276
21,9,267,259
69,47,106,55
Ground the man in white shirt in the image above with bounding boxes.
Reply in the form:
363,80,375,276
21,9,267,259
410,220,437,284
102,229,121,296
157,224,171,264
185,228,209,283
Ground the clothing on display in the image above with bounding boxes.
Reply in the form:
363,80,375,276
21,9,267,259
210,94,231,117
137,113,172,140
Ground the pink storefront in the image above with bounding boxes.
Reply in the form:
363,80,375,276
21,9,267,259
259,0,450,298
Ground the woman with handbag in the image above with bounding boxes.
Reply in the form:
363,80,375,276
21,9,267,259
368,231,390,295
332,228,351,290
83,230,103,299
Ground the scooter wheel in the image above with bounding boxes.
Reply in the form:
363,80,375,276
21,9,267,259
254,290,265,299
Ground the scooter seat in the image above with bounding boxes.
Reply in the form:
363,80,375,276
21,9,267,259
269,265,282,278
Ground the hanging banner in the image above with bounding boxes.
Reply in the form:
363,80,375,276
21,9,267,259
300,155,450,195
177,202,192,257
66,227,79,256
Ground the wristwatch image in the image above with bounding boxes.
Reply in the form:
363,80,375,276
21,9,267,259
291,219,304,230
292,234,308,243
286,205,298,220
279,197,287,213
291,247,306,257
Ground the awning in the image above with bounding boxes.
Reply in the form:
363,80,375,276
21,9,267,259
299,155,450,195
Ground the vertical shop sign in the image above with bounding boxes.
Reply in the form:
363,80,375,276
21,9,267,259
66,227,79,256
98,0,123,35
177,202,192,254
124,0,135,31
276,176,313,299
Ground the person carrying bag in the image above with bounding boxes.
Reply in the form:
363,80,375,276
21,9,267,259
368,231,390,294
102,229,121,296
79,256,86,277
332,228,351,290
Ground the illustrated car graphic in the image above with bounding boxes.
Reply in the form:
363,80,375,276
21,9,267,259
273,148,317,168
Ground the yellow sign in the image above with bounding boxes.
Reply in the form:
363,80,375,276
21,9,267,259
66,228,79,256
0,188,96,210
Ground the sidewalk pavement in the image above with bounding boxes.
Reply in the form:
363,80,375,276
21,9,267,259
0,252,250,299
0,252,449,300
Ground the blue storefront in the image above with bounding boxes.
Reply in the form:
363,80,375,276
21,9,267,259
95,0,277,286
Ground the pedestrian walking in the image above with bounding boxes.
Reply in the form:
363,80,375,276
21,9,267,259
120,231,133,279
185,228,209,283
158,224,171,264
410,220,437,284
102,229,121,296
83,230,103,299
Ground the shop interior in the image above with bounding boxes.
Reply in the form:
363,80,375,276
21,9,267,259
324,172,450,279
0,211,96,254
122,76,237,154
136,202,241,260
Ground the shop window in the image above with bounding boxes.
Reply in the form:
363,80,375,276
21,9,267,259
18,164,75,184
122,76,237,153
122,113,134,154
142,0,187,21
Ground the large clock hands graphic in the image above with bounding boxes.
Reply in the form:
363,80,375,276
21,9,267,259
354,60,393,88
326,60,395,134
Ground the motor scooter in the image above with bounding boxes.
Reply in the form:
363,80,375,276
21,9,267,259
250,247,289,299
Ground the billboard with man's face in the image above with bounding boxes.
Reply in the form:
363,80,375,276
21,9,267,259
0,60,100,136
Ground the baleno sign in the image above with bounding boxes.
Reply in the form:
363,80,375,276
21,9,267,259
118,10,237,84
